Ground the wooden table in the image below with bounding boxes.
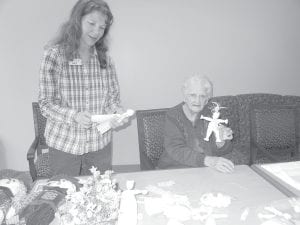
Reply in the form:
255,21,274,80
113,165,289,225
252,161,300,198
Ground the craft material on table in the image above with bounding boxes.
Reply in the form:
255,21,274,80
118,180,148,225
200,102,228,143
91,109,135,134
144,183,231,225
261,162,300,191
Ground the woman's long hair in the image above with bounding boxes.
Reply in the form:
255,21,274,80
49,0,113,68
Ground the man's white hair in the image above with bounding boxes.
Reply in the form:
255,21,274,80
182,75,213,97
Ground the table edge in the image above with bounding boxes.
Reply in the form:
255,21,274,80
251,164,297,198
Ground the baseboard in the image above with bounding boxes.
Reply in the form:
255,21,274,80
112,164,141,173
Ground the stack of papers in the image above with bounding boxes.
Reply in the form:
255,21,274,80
261,161,300,190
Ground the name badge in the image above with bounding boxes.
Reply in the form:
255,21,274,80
69,58,82,66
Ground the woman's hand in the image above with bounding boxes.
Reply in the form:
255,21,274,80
110,115,129,129
218,125,233,141
215,125,233,148
110,107,130,129
204,156,234,173
74,111,92,128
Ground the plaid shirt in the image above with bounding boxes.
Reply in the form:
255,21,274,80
38,45,121,155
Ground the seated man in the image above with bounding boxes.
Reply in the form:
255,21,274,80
157,75,234,173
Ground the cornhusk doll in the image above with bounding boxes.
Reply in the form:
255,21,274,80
200,102,228,143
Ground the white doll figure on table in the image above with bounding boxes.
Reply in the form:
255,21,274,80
118,180,148,225
200,102,228,143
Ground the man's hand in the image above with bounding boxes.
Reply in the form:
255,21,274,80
74,111,92,128
218,124,233,141
204,156,234,173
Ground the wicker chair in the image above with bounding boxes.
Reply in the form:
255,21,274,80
136,108,169,170
27,102,52,181
249,104,299,164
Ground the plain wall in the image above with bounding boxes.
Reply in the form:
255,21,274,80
0,0,299,170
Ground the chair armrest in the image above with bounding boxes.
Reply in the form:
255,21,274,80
27,137,39,181
27,137,39,160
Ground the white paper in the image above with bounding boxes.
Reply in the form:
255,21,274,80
96,121,112,135
91,114,118,123
92,109,135,134
261,162,300,191
91,109,135,123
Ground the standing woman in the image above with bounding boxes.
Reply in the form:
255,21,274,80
38,0,127,176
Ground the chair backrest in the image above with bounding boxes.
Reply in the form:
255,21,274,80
32,102,47,150
136,108,169,170
250,104,299,164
